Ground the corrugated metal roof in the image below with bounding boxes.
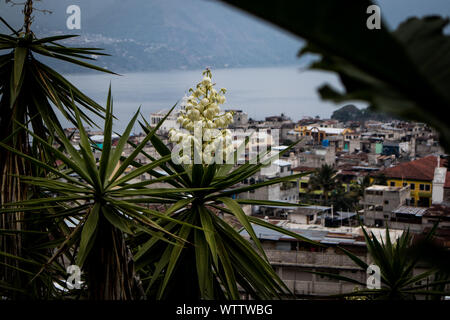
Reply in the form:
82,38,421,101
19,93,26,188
393,205,427,216
241,223,362,246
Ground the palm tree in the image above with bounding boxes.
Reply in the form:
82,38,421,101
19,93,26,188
308,164,339,205
0,2,114,298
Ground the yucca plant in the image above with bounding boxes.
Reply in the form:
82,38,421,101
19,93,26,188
135,129,316,300
0,89,205,299
0,2,114,298
312,225,450,300
132,70,317,299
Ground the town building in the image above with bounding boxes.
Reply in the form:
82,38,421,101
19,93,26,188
240,222,404,297
295,124,354,144
381,155,450,207
362,185,411,227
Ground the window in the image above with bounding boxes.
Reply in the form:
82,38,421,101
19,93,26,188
390,181,396,187
425,184,431,191
374,219,384,227
384,200,389,205
410,183,415,190
420,184,425,191
403,182,407,187
300,182,308,189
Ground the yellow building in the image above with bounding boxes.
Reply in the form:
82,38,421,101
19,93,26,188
295,125,354,143
386,179,431,207
381,155,449,207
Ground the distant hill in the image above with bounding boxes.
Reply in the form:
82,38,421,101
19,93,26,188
0,0,303,73
331,104,396,122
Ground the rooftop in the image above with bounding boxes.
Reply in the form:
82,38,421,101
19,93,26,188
393,206,428,217
240,221,403,246
305,126,346,135
272,159,291,167
424,204,450,217
366,185,407,192
382,155,450,186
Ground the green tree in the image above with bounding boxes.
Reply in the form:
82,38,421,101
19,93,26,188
308,164,339,205
373,173,388,186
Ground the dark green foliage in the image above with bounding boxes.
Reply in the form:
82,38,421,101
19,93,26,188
0,92,189,299
307,164,339,205
331,104,396,123
133,126,318,299
0,15,113,299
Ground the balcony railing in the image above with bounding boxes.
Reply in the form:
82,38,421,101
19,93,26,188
265,249,366,268
283,280,360,296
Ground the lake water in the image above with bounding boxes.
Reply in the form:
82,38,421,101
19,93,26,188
64,66,363,132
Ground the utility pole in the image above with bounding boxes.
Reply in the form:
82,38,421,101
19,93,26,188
331,204,334,226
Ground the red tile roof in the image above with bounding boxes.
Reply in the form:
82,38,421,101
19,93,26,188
292,166,316,172
382,155,450,187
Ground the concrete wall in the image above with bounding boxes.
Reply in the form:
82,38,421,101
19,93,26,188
267,249,367,296
297,148,335,168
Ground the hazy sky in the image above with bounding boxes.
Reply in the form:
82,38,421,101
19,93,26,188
375,0,450,29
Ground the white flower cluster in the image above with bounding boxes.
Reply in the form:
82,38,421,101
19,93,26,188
169,69,235,164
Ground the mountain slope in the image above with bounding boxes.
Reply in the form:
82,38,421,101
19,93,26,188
0,0,303,72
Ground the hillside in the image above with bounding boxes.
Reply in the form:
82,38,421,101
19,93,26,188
331,104,396,122
0,0,303,73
